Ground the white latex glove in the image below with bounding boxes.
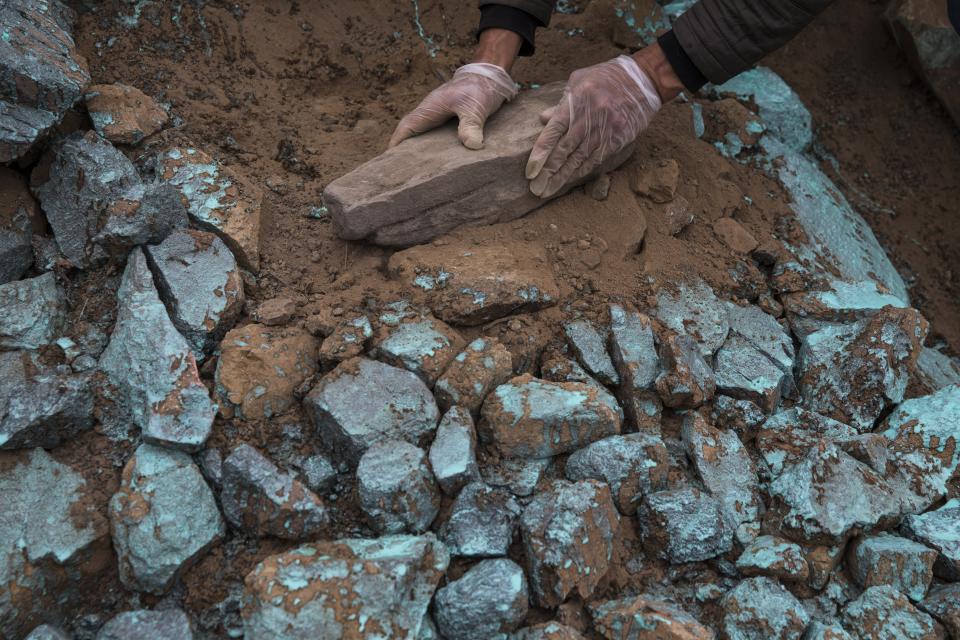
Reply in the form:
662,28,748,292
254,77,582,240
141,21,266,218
526,55,662,198
388,63,518,150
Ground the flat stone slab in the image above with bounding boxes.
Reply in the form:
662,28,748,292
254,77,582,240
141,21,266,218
325,82,633,246
0,272,66,350
85,83,168,145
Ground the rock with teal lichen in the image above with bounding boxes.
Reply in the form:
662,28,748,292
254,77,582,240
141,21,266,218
915,347,960,392
100,249,215,451
901,498,960,581
84,83,168,145
607,303,660,428
736,535,809,583
358,439,440,534
96,609,194,640
434,336,513,415
220,444,327,540
429,406,480,495
638,487,733,564
0,272,66,350
481,456,552,497
242,534,449,640
305,357,440,466
369,312,464,387
589,596,715,640
440,481,521,558
25,624,71,640
109,444,224,595
318,315,373,365
720,576,810,640
433,558,529,640
918,583,960,639
712,395,766,440
653,279,729,358
803,622,854,640
841,585,943,640
479,374,623,459
782,277,910,338
512,622,587,639
755,407,858,478
848,533,936,602
655,332,716,409
520,479,619,607
563,319,619,386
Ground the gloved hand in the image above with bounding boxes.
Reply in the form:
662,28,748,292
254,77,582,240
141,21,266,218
526,55,662,198
388,63,518,150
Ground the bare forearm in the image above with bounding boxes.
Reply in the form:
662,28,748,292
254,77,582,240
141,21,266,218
473,28,523,72
632,42,684,104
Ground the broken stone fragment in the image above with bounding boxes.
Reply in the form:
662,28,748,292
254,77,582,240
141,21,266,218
841,585,943,640
589,596,714,640
638,487,733,564
520,479,620,607
540,349,605,389
96,609,194,640
782,277,909,338
564,432,671,515
0,168,37,284
918,583,960,639
144,229,243,357
242,534,449,640
357,439,440,534
915,347,960,392
720,577,811,640
803,622,854,640
0,271,66,350
714,333,791,412
84,83,168,145
326,83,632,246
848,533,936,602
513,622,587,640
220,444,327,540
901,498,960,581
369,312,465,387
434,336,513,415
713,217,758,253
109,443,223,595
481,456,552,497
619,389,664,434
254,297,296,326
305,357,440,465
429,406,480,495
299,453,336,493
654,279,729,358
755,407,857,477
736,535,809,583
712,395,766,441
479,374,623,459
607,303,659,394
701,98,765,148
25,625,71,640
563,320,619,386
654,333,716,409
440,481,521,558
631,159,679,203
0,350,93,449
433,558,529,640
99,249,215,451
388,241,560,326
318,315,373,365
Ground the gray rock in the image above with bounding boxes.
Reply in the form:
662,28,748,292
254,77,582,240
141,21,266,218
901,498,960,581
915,347,960,391
441,481,522,557
540,350,606,390
589,596,714,639
199,448,223,489
144,228,244,357
803,622,854,640
220,444,327,540
563,320,618,386
0,169,34,284
841,586,941,640
429,406,480,495
654,279,730,358
305,357,440,466
849,533,936,602
736,535,809,583
520,479,620,607
639,487,733,564
242,534,449,639
720,576,811,640
712,395,766,439
24,624,71,640
918,583,960,639
608,303,659,393
0,272,66,350
714,334,791,413
481,456,552,497
326,82,633,247
418,615,440,640
96,609,194,640
357,439,440,534
433,337,514,415
99,249,215,451
0,100,60,163
299,453,336,493
725,301,795,372
564,432,671,515
0,350,93,449
782,277,910,339
369,312,465,387
511,622,586,639
434,558,529,640
654,333,716,409
755,407,857,477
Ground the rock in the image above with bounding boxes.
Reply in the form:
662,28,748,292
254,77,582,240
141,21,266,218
564,432,671,515
326,82,633,246
434,336,513,415
804,543,847,591
99,250,214,450
220,444,327,539
736,535,809,583
388,241,560,326
662,194,694,235
305,357,440,465
713,217,758,253
369,312,465,386
482,456,552,497
712,395,766,441
631,159,679,203
901,498,960,581
803,622,855,640
433,558,529,640
654,333,716,409
84,83,168,145
25,625,71,640
915,347,960,392
563,320,619,386
590,173,612,200
848,533,936,602
639,487,733,563
0,272,66,350
357,439,440,534
607,303,659,407
654,279,729,357
0,102,60,164
242,534,449,639
299,453,336,493
620,390,664,434
720,577,811,640
318,315,373,365
429,406,480,495
0,168,36,284
215,324,318,420
782,277,910,339
918,584,960,639
541,349,605,389
798,306,927,431
144,229,243,357
841,586,942,640
96,609,194,640
140,144,262,271
0,448,109,639
681,413,761,536
254,297,296,326
589,596,714,640
440,481,521,557
513,622,587,639
701,98,766,149
0,350,93,449
755,407,858,477
520,479,619,607
479,374,623,459
109,444,224,595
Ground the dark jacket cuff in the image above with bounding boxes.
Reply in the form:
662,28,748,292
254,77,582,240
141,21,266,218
479,5,544,56
658,30,708,93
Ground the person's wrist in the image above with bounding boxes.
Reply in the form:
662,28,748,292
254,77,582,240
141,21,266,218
631,42,684,103
473,28,522,73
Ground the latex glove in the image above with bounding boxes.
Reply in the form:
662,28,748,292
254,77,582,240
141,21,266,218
388,63,518,150
526,55,662,198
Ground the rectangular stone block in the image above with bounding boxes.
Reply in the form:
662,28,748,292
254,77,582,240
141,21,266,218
324,82,633,247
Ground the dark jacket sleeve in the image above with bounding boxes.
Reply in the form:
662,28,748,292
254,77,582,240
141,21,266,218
672,0,835,85
479,0,553,26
